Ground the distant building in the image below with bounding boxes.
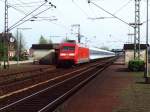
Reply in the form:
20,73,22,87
124,44,147,64
30,44,59,64
111,49,124,56
0,33,16,58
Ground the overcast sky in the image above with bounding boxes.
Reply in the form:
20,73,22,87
0,0,149,49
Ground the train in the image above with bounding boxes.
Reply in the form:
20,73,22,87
57,40,115,67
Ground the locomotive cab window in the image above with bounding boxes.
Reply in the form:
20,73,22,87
62,46,75,51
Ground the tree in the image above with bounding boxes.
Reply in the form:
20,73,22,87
48,38,53,44
13,31,26,50
38,35,48,44
13,31,27,60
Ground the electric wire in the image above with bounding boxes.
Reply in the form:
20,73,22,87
8,4,28,15
0,0,57,30
88,0,132,20
12,1,44,5
72,0,89,17
9,5,51,8
54,7,72,31
0,0,27,14
9,6,52,31
88,2,98,18
8,1,48,30
89,1,133,28
113,0,132,15
15,0,30,14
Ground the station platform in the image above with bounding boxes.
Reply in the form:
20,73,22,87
0,58,34,66
61,57,132,112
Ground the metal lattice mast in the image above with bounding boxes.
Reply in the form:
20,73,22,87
71,24,81,43
134,0,141,59
4,0,9,69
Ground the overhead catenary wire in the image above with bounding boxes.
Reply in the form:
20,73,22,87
88,1,134,28
0,0,57,30
72,0,89,18
8,2,49,21
113,0,132,15
8,5,28,15
8,0,48,30
9,4,51,8
0,0,27,15
9,6,55,31
15,0,31,14
88,1,99,18
11,1,44,6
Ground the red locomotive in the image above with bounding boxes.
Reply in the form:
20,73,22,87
57,40,89,67
57,40,115,67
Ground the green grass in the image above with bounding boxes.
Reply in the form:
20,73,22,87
114,72,150,112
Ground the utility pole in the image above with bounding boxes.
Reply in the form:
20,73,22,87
17,29,19,65
135,0,141,60
145,0,149,83
71,24,81,43
16,28,32,65
3,0,9,69
129,0,142,60
19,33,22,62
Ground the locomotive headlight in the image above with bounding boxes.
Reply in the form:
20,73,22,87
60,53,66,56
69,53,75,56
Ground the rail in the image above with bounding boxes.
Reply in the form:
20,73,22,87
0,57,117,112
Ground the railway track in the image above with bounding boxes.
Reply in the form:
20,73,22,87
0,67,54,85
0,67,59,95
0,57,116,112
0,57,113,96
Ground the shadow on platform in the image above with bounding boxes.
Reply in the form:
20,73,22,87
115,67,130,72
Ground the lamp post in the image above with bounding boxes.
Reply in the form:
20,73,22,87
16,28,32,65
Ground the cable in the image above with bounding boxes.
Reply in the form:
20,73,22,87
12,1,44,5
8,1,48,30
88,1,134,28
88,3,98,18
8,5,28,15
72,0,89,17
15,0,30,14
113,0,132,15
142,19,150,24
9,5,51,8
9,6,54,31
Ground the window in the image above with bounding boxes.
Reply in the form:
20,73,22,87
62,46,75,51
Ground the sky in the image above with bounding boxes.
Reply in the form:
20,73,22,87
0,0,149,49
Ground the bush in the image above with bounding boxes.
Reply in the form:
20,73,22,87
128,60,145,71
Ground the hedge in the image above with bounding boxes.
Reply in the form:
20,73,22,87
128,60,145,71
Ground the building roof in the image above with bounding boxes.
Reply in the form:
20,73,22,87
124,44,148,50
111,49,123,52
31,44,59,50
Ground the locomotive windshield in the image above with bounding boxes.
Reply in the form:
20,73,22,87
62,46,75,51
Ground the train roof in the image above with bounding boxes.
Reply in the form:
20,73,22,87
89,47,114,53
60,42,88,48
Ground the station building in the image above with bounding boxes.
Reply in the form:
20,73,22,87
123,44,147,64
30,44,59,64
0,33,16,58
